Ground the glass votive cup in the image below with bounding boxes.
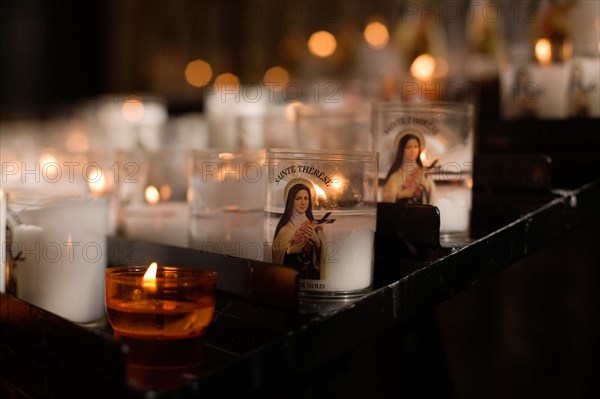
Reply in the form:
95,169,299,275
188,149,267,260
295,104,372,151
265,148,378,299
105,265,217,367
114,149,190,247
372,101,474,237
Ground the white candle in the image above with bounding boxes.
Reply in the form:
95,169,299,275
121,201,190,247
188,150,267,259
530,63,570,119
8,195,108,324
434,182,472,234
205,87,267,148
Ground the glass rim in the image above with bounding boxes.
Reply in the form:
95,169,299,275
105,265,217,284
266,147,378,162
371,100,474,115
190,148,266,159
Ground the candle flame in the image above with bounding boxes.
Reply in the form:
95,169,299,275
39,152,58,168
145,185,160,205
143,262,158,289
535,39,552,65
314,185,327,201
420,151,427,163
88,172,106,195
122,96,144,123
331,179,344,191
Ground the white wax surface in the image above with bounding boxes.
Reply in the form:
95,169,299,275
434,183,471,234
121,201,189,247
189,176,265,213
530,63,570,119
319,214,375,292
10,197,108,323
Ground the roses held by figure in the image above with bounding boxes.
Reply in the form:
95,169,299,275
292,212,335,251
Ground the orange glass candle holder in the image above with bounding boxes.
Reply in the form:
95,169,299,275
105,265,217,368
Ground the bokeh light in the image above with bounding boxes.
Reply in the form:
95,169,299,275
185,59,213,88
535,39,552,65
364,21,389,49
263,66,290,90
214,72,240,91
308,31,337,58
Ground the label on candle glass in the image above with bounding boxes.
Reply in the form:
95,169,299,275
266,151,378,297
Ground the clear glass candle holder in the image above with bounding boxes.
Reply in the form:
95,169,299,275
295,104,372,151
114,149,190,247
188,149,267,260
372,101,474,237
265,148,378,299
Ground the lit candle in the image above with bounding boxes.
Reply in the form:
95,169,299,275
105,264,217,367
188,150,266,259
266,148,378,298
373,101,474,237
205,85,266,148
530,38,570,119
6,193,108,324
120,185,190,247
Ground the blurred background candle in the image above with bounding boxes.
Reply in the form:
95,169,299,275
189,150,266,260
530,38,571,119
120,185,190,247
373,101,474,238
115,149,190,247
294,103,372,151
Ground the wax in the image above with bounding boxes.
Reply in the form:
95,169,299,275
9,195,108,323
106,298,215,339
434,181,472,234
530,63,570,119
265,148,378,298
317,212,375,292
189,211,265,260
